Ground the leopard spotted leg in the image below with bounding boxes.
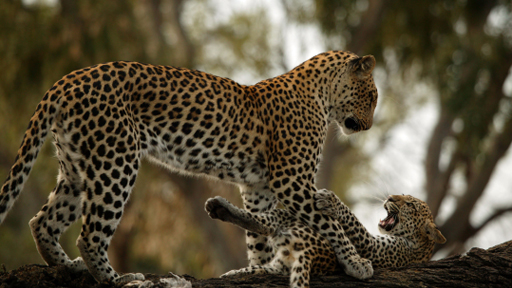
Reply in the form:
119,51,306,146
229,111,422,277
220,254,314,288
205,196,280,236
205,193,373,281
29,172,87,272
220,244,291,278
279,188,373,279
205,197,323,288
76,152,143,285
240,186,278,266
29,136,88,272
290,256,312,288
266,148,373,280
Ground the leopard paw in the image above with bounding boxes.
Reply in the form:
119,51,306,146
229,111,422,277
114,273,145,286
68,257,88,272
344,255,373,280
205,196,234,222
314,189,339,218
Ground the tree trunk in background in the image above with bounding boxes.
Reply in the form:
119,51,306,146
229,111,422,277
316,125,348,190
430,46,512,254
146,0,196,67
439,115,512,254
425,108,455,217
346,0,385,55
316,0,385,192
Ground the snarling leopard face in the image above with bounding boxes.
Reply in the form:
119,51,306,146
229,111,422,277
379,195,446,245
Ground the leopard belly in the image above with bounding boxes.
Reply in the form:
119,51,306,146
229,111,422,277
146,141,268,185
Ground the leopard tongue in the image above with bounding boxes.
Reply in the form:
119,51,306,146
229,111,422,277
385,216,395,225
379,215,395,226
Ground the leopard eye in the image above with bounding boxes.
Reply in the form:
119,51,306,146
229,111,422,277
406,202,414,207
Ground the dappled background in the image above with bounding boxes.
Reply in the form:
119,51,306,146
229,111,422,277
1,0,512,279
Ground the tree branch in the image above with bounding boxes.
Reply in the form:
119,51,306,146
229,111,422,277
167,0,196,67
441,110,512,249
3,240,512,287
347,0,385,54
469,206,512,237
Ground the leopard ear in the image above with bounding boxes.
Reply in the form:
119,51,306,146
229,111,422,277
425,220,446,244
351,55,376,80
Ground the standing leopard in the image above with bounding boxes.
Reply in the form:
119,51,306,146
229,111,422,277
0,50,377,285
205,190,446,288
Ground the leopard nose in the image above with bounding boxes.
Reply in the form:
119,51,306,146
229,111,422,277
344,118,359,131
387,196,396,202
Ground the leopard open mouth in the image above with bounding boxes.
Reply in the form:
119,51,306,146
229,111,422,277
379,210,399,231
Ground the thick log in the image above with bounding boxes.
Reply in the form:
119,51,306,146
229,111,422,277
1,240,511,288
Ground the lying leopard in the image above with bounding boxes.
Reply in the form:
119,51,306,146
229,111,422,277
205,190,446,288
0,50,377,285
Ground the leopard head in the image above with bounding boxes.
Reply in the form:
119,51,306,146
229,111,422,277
328,52,378,135
378,195,446,247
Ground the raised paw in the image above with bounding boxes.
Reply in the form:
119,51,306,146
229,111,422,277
314,189,339,218
344,255,373,280
114,273,145,286
205,196,234,221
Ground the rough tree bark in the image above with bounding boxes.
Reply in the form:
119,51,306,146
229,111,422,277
1,240,511,288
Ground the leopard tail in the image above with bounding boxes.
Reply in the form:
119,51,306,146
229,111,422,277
0,87,62,224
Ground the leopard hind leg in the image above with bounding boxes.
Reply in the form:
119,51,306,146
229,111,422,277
290,257,312,288
220,246,291,277
220,258,312,288
240,186,278,266
29,169,87,272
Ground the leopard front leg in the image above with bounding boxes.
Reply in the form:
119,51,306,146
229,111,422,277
267,156,373,279
205,196,275,235
289,194,372,279
75,144,145,286
240,187,278,266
